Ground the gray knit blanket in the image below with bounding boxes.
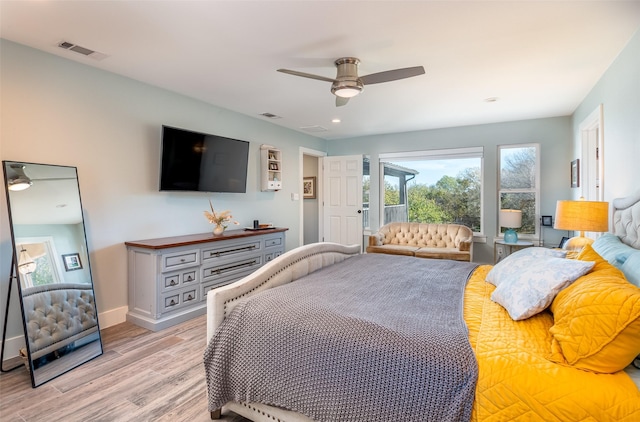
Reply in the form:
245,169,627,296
204,254,479,422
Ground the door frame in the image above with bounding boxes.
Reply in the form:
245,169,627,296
580,104,604,201
299,147,326,246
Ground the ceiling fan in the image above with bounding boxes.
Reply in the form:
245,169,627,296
277,57,425,107
6,164,74,191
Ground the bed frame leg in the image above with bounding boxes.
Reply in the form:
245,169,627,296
211,409,221,419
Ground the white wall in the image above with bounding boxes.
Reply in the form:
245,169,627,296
0,40,326,340
571,29,640,201
327,117,573,263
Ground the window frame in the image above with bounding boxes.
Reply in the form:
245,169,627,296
497,143,541,241
378,147,485,235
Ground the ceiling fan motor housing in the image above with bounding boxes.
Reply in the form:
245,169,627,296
331,57,363,98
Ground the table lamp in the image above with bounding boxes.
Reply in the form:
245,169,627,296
500,209,522,243
554,199,608,251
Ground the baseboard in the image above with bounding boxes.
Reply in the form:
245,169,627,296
1,334,25,362
98,306,128,329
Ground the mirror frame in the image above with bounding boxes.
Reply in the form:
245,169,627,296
2,160,103,387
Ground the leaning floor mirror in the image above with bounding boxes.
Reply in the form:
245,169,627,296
2,161,102,387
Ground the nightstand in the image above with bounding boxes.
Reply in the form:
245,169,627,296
494,239,534,263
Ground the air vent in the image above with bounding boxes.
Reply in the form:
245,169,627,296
259,112,282,119
57,41,108,61
300,125,328,133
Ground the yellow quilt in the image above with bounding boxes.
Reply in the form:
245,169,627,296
465,265,640,421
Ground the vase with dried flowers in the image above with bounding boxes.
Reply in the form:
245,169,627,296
204,200,239,235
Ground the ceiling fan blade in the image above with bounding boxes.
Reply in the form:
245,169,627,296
277,69,336,83
359,66,425,85
336,96,349,107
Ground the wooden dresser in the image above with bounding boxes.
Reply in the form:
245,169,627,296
125,227,287,331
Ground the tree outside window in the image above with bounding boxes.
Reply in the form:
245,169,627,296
382,156,482,233
498,144,540,237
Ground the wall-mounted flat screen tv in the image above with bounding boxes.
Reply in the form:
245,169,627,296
160,125,250,193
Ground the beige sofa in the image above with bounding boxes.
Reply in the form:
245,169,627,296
366,222,474,262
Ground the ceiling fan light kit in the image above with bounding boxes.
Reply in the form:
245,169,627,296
7,164,33,191
277,56,425,107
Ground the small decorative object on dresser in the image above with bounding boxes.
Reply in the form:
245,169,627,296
203,199,238,235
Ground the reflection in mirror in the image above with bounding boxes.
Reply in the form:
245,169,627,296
2,161,102,387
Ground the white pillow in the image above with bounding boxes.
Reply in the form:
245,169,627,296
486,247,567,286
489,255,595,320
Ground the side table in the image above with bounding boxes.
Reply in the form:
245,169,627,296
494,239,534,263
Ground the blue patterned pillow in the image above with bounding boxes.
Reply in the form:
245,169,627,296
486,247,567,286
489,255,595,320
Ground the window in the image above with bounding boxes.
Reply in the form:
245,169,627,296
379,147,483,233
498,144,540,239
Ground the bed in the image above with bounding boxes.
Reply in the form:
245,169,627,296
204,192,640,421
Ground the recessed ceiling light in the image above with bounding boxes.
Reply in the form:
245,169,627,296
484,97,499,103
331,118,341,123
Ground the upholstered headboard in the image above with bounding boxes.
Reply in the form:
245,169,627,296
612,190,640,250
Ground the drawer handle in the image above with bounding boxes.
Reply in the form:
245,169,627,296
210,260,258,276
186,294,193,301
209,245,257,258
180,258,185,262
186,276,192,281
169,299,176,306
170,280,176,286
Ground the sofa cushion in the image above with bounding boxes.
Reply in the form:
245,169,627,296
366,244,419,256
414,247,470,261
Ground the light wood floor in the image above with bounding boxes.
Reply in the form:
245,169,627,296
0,315,250,422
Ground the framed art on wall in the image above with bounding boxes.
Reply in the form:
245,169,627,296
62,253,83,271
303,176,316,199
571,159,580,188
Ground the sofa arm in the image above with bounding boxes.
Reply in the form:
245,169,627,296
368,232,384,247
458,239,472,252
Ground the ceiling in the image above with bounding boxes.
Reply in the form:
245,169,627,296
2,1,640,141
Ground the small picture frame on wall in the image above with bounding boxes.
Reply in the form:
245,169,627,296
62,253,83,271
303,176,316,199
541,215,553,227
570,159,580,188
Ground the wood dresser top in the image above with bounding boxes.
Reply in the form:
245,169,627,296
125,227,288,250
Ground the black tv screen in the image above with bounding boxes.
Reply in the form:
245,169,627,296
160,126,250,193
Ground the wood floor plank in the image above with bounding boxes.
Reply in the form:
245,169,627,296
0,316,249,422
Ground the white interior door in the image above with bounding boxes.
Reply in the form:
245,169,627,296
322,155,363,246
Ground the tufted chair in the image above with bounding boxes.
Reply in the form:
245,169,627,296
367,222,474,261
20,283,98,360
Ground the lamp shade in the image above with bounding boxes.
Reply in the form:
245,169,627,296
554,200,609,233
499,209,522,229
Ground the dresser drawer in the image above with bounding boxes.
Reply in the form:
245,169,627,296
161,249,199,272
201,265,257,299
264,236,282,248
202,255,262,282
202,240,261,262
161,286,199,314
162,269,199,292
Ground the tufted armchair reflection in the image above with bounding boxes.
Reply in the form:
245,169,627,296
367,222,474,262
